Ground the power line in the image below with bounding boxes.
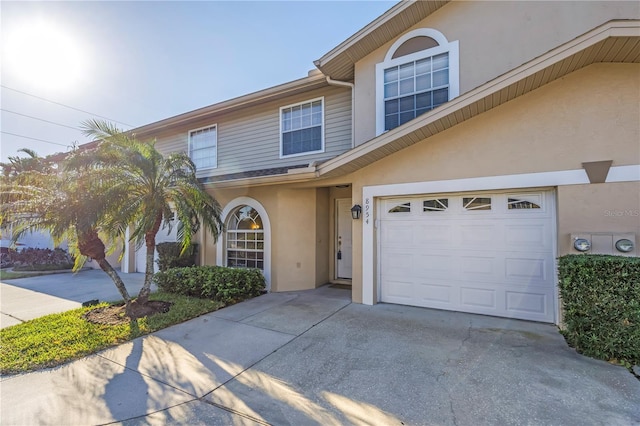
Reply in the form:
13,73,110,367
1,131,71,148
1,85,134,127
1,108,80,131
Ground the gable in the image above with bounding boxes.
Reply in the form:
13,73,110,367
318,20,640,179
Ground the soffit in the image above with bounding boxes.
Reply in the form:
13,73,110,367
314,0,450,81
318,22,640,179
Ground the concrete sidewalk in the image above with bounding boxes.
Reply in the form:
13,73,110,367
1,285,639,425
1,269,148,328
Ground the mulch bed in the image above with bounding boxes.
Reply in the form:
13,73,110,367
83,300,173,325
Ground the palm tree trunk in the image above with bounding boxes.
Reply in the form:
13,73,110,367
137,213,163,304
78,228,132,310
96,258,132,305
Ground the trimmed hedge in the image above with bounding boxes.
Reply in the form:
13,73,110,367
156,242,198,272
10,248,74,271
558,255,639,366
153,266,265,304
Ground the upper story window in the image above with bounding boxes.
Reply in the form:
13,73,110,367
376,29,459,136
189,125,217,170
280,97,324,158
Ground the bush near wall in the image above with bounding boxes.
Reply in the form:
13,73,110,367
10,248,74,271
156,242,198,272
153,266,265,304
558,255,640,367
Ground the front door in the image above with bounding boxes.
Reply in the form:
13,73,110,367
336,198,353,280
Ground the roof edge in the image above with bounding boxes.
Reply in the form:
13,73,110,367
132,73,328,136
314,0,412,68
316,19,640,178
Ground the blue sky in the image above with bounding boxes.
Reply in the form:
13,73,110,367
1,0,396,162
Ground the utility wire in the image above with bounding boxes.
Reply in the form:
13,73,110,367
1,131,71,148
1,108,80,131
1,85,134,127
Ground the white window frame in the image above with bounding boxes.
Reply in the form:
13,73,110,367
217,197,271,290
188,124,218,171
376,28,459,136
279,97,325,159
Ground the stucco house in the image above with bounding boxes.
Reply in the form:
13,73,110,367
119,0,639,325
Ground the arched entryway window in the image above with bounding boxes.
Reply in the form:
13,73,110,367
226,205,264,270
217,197,271,290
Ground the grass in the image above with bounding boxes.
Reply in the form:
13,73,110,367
0,269,52,280
0,292,224,375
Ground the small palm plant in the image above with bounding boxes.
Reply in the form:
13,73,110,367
80,119,224,305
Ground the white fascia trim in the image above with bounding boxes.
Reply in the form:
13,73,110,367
217,197,271,290
361,165,640,305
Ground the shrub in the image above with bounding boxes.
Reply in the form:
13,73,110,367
156,242,198,272
153,265,265,304
558,254,640,367
10,248,74,271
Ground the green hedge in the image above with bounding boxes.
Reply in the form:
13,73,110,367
558,254,640,366
153,266,265,304
156,242,198,272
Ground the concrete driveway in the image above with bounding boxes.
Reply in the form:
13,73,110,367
1,284,638,425
0,269,148,328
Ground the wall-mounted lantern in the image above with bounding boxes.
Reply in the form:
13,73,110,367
351,204,362,220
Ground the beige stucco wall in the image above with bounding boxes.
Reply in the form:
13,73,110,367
200,185,332,292
347,63,639,302
195,63,638,299
353,0,640,146
557,182,640,255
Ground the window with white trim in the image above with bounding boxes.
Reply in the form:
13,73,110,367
226,205,264,270
376,29,459,135
189,125,217,170
280,98,324,157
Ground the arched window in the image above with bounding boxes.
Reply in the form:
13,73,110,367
376,28,459,135
217,197,271,290
226,205,264,270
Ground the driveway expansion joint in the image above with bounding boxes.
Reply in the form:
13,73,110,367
0,311,26,323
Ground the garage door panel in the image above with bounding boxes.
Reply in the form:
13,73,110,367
460,287,497,309
415,282,453,303
505,291,548,315
460,224,499,246
380,191,555,323
460,255,497,276
382,280,414,299
505,257,548,282
415,224,453,246
505,224,550,248
380,252,413,277
381,223,415,246
414,254,455,278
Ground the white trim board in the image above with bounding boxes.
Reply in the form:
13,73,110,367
361,165,640,305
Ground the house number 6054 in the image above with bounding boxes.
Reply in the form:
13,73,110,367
365,198,371,224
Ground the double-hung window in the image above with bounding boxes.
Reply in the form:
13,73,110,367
189,125,217,170
376,29,459,135
280,98,324,157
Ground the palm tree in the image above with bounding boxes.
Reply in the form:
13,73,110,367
81,119,224,305
0,148,54,178
0,150,134,307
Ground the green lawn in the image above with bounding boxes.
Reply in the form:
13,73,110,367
0,292,223,375
0,269,52,280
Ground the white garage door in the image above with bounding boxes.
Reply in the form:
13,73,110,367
380,191,556,322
